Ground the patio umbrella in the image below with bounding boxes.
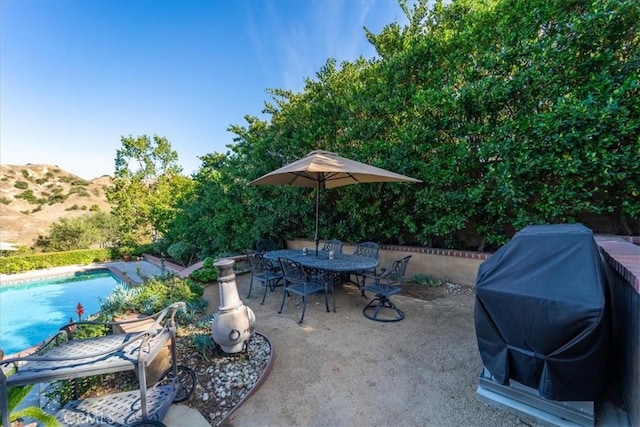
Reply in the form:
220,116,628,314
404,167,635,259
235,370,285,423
248,150,421,254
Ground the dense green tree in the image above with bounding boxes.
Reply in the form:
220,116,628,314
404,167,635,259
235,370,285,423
34,212,118,251
165,0,638,256
107,135,193,246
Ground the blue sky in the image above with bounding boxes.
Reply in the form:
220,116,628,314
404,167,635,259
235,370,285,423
1,1,408,179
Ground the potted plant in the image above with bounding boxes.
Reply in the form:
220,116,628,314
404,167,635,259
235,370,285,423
119,245,135,262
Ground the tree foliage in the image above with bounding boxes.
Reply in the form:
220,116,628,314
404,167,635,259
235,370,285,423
107,135,194,246
35,212,119,252
163,0,638,256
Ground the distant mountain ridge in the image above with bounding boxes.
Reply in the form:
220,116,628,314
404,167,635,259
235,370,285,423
0,164,112,246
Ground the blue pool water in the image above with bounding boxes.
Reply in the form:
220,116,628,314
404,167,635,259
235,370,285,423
0,270,122,355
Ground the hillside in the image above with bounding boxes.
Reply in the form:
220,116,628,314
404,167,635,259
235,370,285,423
0,164,112,246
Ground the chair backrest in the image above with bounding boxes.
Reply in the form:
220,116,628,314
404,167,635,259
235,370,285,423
321,239,343,254
256,239,277,253
381,255,412,285
246,249,272,273
278,257,306,283
353,242,379,259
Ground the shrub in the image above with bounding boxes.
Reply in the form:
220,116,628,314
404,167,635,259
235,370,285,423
99,274,205,322
0,249,115,274
47,192,68,204
14,181,28,190
68,187,90,197
14,190,39,204
191,257,218,283
167,241,197,266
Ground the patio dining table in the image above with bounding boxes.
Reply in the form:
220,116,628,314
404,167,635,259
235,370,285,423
263,249,379,275
264,249,379,291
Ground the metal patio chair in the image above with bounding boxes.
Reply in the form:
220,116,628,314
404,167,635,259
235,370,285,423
255,239,278,253
361,255,411,322
278,257,332,323
246,249,284,305
320,239,343,254
348,241,380,292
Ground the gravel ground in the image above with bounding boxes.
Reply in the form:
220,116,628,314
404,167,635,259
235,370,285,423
175,331,272,426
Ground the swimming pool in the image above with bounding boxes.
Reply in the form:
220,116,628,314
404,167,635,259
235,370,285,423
0,269,123,355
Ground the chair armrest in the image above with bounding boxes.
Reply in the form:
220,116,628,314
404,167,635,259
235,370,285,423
307,271,328,283
0,329,155,367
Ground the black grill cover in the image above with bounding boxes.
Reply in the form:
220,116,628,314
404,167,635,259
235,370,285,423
474,224,610,401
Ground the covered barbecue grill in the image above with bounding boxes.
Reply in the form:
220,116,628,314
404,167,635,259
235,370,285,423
474,224,610,424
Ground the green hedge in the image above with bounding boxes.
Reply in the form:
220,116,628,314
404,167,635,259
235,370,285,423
0,248,116,274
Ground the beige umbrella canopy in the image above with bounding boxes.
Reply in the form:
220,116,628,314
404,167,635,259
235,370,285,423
248,150,421,254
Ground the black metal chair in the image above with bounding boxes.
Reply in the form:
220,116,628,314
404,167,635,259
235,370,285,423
278,257,333,323
321,239,343,254
246,249,284,304
361,255,411,322
349,241,380,291
256,239,278,253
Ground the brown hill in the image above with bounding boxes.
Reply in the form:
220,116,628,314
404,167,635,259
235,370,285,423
0,164,112,246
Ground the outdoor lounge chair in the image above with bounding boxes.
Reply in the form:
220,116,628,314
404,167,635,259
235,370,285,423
361,255,411,322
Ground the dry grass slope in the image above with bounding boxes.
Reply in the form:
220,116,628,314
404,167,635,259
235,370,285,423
0,164,112,246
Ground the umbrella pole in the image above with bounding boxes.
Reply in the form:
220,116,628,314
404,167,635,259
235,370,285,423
315,182,320,256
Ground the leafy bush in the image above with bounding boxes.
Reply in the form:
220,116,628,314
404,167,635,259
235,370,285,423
0,249,115,274
59,176,89,186
99,275,205,322
190,257,218,283
47,192,68,204
14,180,28,189
68,186,90,197
412,274,442,287
167,241,197,266
4,379,60,426
15,190,40,204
